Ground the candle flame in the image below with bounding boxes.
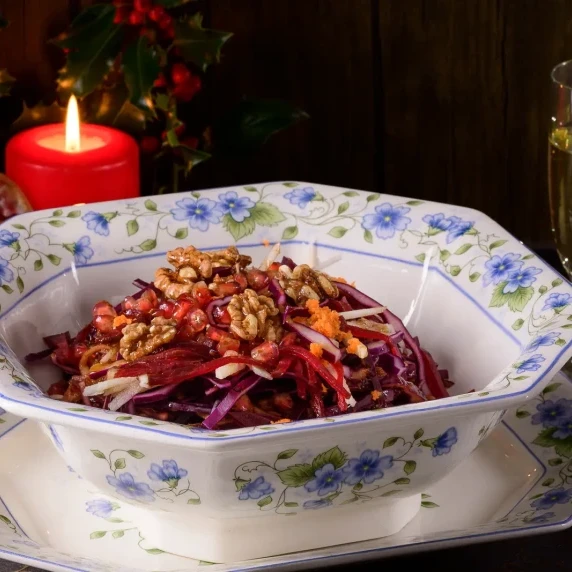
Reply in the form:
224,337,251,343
65,95,81,152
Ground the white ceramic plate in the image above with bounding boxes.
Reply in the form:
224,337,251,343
1,370,572,572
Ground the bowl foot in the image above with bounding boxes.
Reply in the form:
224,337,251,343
130,494,421,562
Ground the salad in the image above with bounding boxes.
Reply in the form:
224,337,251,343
27,244,452,430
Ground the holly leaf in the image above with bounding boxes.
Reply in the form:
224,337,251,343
222,213,256,241
173,13,232,72
84,83,146,136
0,69,14,97
123,37,161,114
11,101,66,132
249,202,286,226
171,142,211,173
277,464,315,487
214,98,309,157
312,446,347,472
53,4,124,98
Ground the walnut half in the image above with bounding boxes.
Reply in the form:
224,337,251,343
120,316,177,361
227,289,282,342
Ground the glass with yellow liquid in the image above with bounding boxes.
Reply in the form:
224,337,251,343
549,61,572,276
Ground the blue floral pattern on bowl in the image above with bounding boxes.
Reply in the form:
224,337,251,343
0,181,570,447
232,427,458,514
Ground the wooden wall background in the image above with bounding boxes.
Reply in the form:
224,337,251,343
1,0,571,247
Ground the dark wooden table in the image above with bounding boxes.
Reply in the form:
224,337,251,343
1,250,570,572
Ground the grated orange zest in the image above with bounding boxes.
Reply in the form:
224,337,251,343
262,239,270,247
113,315,132,328
346,337,361,355
309,343,323,358
371,390,382,401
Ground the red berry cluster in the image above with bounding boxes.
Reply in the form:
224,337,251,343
113,0,175,40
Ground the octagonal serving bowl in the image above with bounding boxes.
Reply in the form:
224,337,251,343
0,181,570,562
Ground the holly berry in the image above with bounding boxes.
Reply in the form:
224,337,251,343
114,6,130,23
128,10,146,25
171,63,191,85
153,73,167,88
172,75,202,103
181,136,199,149
140,136,160,155
134,0,153,13
148,5,166,22
158,14,174,31
139,27,156,42
161,124,186,141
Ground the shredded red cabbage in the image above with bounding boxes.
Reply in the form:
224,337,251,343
29,245,452,430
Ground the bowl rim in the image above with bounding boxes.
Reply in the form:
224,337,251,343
0,182,570,447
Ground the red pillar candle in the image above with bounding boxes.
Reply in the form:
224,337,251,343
5,96,139,210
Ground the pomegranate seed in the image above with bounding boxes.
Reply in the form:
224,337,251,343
234,273,248,290
93,300,116,318
48,380,68,396
212,306,231,325
140,289,158,308
128,10,145,25
273,392,294,413
206,325,227,341
93,315,115,333
148,5,165,21
173,298,195,322
188,309,208,332
246,269,269,291
193,286,212,307
279,332,297,347
123,296,137,311
217,337,240,355
73,343,88,360
251,341,279,363
217,282,241,296
157,300,175,319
